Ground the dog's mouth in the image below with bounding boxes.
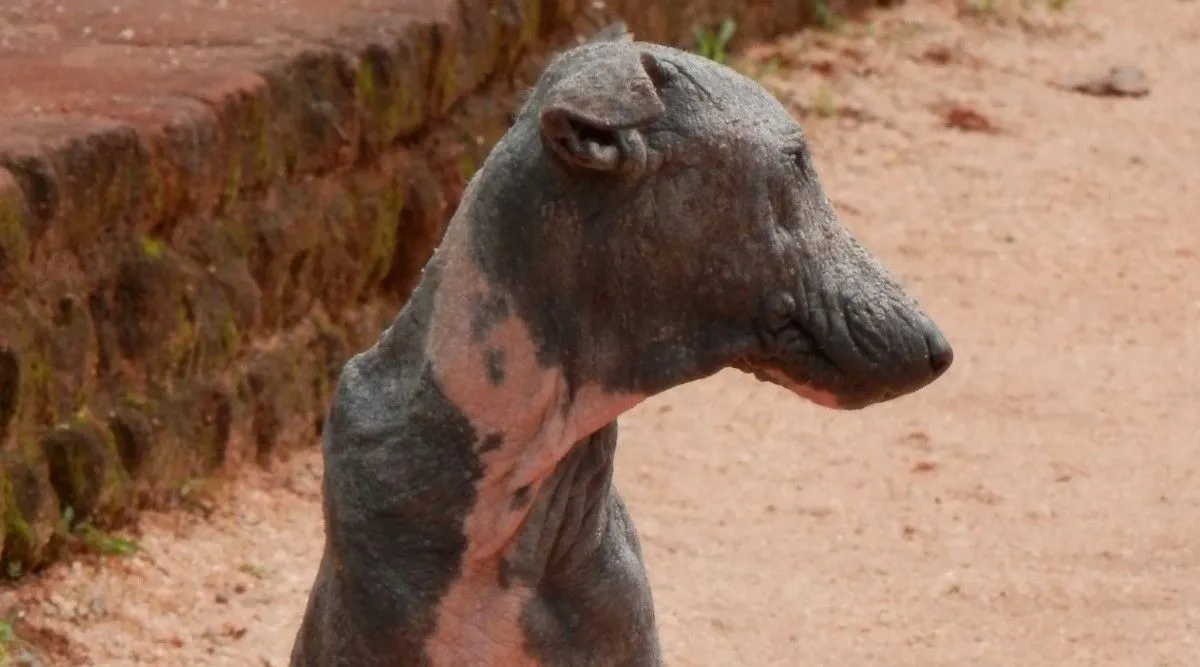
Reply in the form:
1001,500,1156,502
732,290,950,411
731,309,854,408
735,361,843,408
732,332,855,410
733,340,903,411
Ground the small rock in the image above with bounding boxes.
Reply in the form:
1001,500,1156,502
911,460,939,473
942,104,999,134
1057,66,1150,97
921,44,954,65
46,593,72,618
931,571,963,597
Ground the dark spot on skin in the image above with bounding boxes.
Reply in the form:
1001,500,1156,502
497,557,513,589
470,292,510,343
511,484,531,508
480,432,504,452
484,347,506,386
292,259,491,662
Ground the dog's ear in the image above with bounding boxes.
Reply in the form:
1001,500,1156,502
586,21,633,43
538,50,666,172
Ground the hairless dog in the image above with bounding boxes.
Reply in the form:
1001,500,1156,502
289,22,953,667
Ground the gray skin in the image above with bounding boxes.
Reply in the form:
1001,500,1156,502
289,23,953,667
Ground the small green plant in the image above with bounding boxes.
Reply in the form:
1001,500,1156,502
239,562,273,580
963,0,1001,13
219,318,240,353
693,19,737,65
1046,0,1071,9
137,235,163,259
812,0,846,32
78,523,139,556
756,56,782,80
813,85,837,118
60,507,140,557
0,618,15,661
0,614,41,665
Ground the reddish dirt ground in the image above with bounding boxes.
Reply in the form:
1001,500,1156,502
4,0,1200,664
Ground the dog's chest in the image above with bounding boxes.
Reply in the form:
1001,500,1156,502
422,495,661,666
422,572,660,667
424,576,542,666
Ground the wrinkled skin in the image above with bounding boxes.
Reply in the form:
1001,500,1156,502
290,23,952,667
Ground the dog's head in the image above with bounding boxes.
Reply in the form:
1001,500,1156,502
463,24,952,410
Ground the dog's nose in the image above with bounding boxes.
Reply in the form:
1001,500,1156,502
924,325,954,377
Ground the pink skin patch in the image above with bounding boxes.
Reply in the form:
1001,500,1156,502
757,368,842,409
422,219,645,664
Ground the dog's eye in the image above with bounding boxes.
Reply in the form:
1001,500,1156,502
788,148,811,179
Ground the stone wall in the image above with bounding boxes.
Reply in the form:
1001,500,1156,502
0,0,889,578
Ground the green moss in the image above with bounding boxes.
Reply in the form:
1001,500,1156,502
457,152,477,184
59,433,90,510
0,476,34,578
220,218,250,255
146,163,167,222
95,422,131,514
0,192,29,279
432,36,461,117
120,392,147,410
397,86,417,136
356,58,386,144
518,0,541,45
137,235,163,259
253,124,275,183
222,159,242,209
167,303,197,378
236,86,276,185
346,172,405,298
369,194,401,282
411,29,439,118
219,318,240,355
356,60,376,109
16,352,51,437
357,50,423,145
71,405,91,424
43,416,130,526
280,130,302,176
440,66,459,116
99,152,137,231
25,356,47,389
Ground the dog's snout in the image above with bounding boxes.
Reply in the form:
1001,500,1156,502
923,323,954,377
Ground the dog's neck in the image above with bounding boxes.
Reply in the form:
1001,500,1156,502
317,214,647,664
418,217,645,565
369,218,646,663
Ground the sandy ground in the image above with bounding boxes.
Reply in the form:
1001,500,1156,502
5,0,1200,664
